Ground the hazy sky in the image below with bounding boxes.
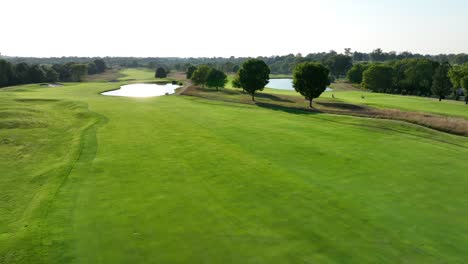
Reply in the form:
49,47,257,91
1,0,467,57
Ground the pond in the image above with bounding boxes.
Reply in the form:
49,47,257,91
101,83,180,98
267,79,332,92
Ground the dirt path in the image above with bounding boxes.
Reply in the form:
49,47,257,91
176,80,192,95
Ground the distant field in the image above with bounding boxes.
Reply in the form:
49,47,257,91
2,69,468,263
118,68,160,81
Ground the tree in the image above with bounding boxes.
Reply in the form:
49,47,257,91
29,65,46,83
238,59,270,101
94,59,107,73
155,67,167,78
206,69,227,91
389,59,437,95
42,66,59,82
293,62,330,108
326,54,353,78
431,62,452,101
370,48,386,62
462,77,468,104
191,65,211,87
186,65,197,79
347,63,369,84
71,64,88,82
87,62,98,75
0,59,13,87
344,48,352,57
362,64,394,93
232,75,241,88
14,63,32,84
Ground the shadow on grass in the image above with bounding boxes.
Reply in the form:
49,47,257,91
315,101,368,111
256,93,295,103
255,102,321,115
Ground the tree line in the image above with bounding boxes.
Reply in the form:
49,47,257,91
3,49,468,75
0,59,107,88
347,58,468,103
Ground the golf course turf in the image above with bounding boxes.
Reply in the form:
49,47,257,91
1,71,468,263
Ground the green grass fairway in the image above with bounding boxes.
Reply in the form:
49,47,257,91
2,75,468,263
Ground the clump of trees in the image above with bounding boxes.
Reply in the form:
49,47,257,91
189,65,228,91
347,63,370,84
326,54,352,78
362,64,394,93
293,62,330,108
0,59,107,88
155,67,167,78
349,58,468,102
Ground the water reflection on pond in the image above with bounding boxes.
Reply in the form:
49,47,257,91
267,79,332,91
102,83,180,97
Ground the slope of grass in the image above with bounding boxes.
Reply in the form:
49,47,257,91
2,73,468,263
258,81,468,119
321,90,468,119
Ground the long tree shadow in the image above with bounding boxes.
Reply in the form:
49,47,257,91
255,93,295,103
315,101,368,111
255,102,321,115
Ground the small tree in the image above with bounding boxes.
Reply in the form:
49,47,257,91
155,67,167,78
191,65,211,87
238,59,270,101
206,69,227,91
362,64,394,93
293,62,330,108
186,65,197,79
431,62,452,101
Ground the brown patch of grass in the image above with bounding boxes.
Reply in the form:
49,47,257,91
181,86,468,136
86,69,124,82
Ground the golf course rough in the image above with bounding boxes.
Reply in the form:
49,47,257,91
1,77,468,263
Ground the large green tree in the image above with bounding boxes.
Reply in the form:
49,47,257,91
191,65,211,87
362,64,394,93
238,59,270,101
293,62,330,108
155,67,167,78
431,62,452,101
206,69,227,91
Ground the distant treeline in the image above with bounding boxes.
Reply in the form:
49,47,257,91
2,49,468,74
347,59,468,102
0,59,107,88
